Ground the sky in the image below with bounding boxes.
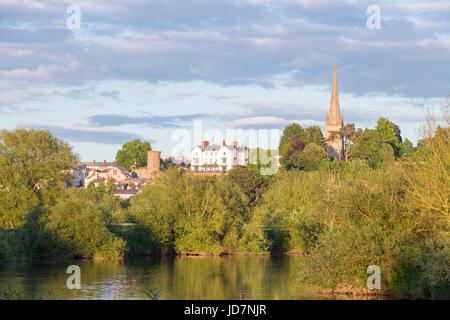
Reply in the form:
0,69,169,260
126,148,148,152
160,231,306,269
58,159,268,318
0,0,449,161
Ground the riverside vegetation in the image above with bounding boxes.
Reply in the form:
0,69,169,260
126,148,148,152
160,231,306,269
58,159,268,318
0,106,448,299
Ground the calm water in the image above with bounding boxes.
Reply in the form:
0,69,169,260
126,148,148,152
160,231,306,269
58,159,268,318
0,255,337,300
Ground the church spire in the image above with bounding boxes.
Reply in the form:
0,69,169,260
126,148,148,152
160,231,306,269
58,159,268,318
324,59,344,160
328,59,342,122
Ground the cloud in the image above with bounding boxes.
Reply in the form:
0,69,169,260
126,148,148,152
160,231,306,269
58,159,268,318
0,0,448,97
88,113,209,128
228,116,324,129
24,124,150,145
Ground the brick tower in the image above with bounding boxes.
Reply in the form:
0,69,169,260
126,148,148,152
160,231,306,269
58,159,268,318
147,151,161,175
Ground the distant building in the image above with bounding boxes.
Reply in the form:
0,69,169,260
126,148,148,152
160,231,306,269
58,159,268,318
325,60,344,160
191,140,248,173
78,160,132,187
70,160,152,199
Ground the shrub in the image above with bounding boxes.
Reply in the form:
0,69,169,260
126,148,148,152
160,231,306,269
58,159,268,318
43,188,126,259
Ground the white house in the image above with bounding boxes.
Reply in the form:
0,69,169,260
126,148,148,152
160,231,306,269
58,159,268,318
191,140,248,173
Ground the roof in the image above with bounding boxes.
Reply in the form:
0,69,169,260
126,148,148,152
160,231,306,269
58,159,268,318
192,144,248,152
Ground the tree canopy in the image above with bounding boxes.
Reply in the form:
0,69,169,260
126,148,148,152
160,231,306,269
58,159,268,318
115,139,151,171
279,123,324,154
0,128,77,228
375,117,402,157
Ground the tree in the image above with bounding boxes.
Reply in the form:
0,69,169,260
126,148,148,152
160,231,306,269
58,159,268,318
339,123,357,161
226,167,271,206
279,123,325,153
281,150,307,170
279,123,307,153
375,117,402,157
400,138,414,158
303,143,328,171
280,138,305,158
248,148,275,173
349,129,394,168
0,128,77,228
115,139,151,171
305,126,324,146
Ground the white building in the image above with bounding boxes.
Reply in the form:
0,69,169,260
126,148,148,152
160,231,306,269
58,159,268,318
191,140,249,173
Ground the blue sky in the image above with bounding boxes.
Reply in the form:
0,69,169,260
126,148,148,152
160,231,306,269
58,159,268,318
0,0,449,160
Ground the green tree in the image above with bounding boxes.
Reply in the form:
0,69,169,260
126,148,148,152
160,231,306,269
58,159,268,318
375,117,402,157
281,150,307,170
305,126,324,146
303,143,328,171
44,188,126,259
115,139,151,171
226,167,271,206
400,138,414,158
350,129,394,168
279,123,306,153
0,128,77,228
339,123,357,161
248,148,277,174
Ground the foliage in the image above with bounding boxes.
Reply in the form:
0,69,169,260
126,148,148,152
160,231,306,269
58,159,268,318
226,167,272,206
302,143,328,171
115,138,151,171
391,236,450,299
128,168,269,255
279,123,324,155
248,148,276,174
255,170,329,252
0,128,77,228
400,138,414,158
375,117,403,157
349,129,395,168
43,188,126,259
0,281,23,300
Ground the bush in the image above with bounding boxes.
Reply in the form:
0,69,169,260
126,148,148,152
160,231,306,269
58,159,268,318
255,170,328,252
392,236,450,299
43,188,126,259
128,168,268,255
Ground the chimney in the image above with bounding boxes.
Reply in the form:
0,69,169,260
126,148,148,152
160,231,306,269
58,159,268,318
103,160,106,164
221,140,226,147
233,141,238,148
93,160,96,164
201,140,210,149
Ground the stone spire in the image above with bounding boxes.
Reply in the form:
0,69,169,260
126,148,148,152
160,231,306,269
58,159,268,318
327,59,343,126
325,59,344,160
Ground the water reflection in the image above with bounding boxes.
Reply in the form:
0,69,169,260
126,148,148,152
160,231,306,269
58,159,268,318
0,256,334,300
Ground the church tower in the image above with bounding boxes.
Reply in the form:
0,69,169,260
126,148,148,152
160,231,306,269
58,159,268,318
324,60,344,160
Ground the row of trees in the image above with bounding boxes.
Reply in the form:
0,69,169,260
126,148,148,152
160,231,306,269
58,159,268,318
0,106,448,298
278,117,416,171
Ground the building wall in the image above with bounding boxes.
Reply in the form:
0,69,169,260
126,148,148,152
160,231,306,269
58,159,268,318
190,142,248,173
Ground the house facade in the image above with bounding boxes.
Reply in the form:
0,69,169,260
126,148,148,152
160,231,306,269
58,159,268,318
70,160,152,198
191,140,248,173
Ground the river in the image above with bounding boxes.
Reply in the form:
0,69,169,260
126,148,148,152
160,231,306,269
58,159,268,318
0,255,350,300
